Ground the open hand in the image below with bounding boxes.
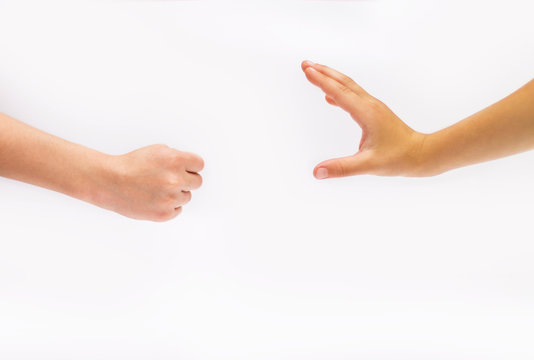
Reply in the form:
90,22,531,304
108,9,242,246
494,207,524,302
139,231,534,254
302,61,428,179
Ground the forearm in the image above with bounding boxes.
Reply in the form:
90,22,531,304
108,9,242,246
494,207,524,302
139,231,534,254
0,113,203,221
421,79,534,175
0,113,112,205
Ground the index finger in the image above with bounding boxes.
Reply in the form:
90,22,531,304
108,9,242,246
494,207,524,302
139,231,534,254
303,66,363,118
183,152,204,173
302,61,368,97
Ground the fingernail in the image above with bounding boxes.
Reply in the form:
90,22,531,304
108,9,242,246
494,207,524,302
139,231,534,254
304,60,315,66
315,168,328,180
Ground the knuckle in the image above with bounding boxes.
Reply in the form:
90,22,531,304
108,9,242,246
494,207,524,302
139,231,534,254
336,162,347,177
165,173,181,187
166,191,180,202
328,161,345,178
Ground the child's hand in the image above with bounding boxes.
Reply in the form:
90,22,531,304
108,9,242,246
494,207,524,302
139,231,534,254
302,61,428,179
101,144,204,222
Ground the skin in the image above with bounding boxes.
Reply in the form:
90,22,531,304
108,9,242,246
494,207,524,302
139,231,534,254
301,60,534,179
2,65,532,220
0,113,203,222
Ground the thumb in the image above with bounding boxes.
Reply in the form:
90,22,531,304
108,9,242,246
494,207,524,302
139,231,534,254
314,152,373,179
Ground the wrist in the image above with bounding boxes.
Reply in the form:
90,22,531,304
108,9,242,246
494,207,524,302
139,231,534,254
406,131,440,177
411,131,450,177
78,151,121,211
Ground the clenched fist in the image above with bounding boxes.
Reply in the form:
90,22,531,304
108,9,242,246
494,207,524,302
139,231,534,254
99,145,204,222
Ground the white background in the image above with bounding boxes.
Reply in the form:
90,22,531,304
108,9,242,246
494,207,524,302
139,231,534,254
1,0,534,359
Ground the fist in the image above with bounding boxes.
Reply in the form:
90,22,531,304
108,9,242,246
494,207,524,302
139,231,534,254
99,144,204,221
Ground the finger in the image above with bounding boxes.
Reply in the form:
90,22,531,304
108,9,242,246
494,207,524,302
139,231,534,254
181,172,203,191
303,61,367,96
182,152,205,173
173,191,192,207
304,66,363,118
313,152,373,179
154,206,182,222
325,95,337,106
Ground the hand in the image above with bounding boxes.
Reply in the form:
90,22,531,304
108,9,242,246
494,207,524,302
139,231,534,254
302,60,428,179
98,144,204,222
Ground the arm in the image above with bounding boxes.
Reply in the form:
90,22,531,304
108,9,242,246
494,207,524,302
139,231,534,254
301,60,534,178
0,113,203,221
423,80,534,175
